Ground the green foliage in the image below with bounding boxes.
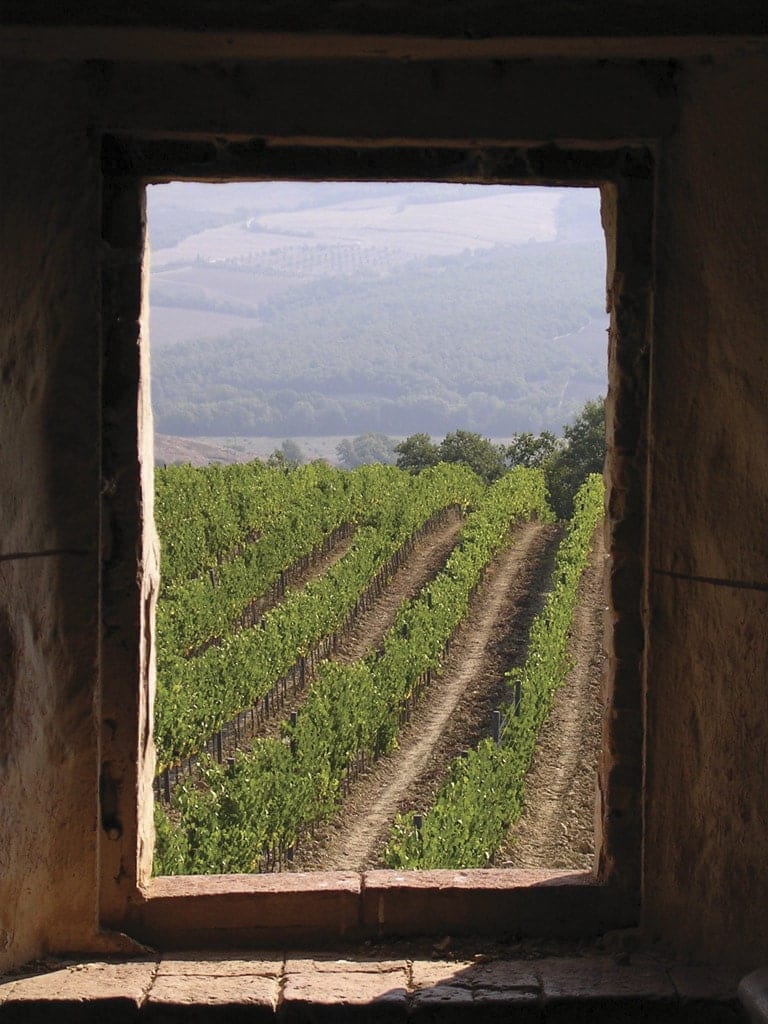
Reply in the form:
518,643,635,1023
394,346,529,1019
267,439,304,468
437,430,506,484
395,430,506,483
336,433,398,469
544,398,605,519
155,461,357,658
153,468,553,875
394,433,440,473
154,463,484,769
154,460,296,589
152,243,607,437
505,430,558,469
384,473,604,869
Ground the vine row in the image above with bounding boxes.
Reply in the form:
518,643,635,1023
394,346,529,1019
383,473,604,869
154,463,483,770
153,504,460,801
153,467,552,875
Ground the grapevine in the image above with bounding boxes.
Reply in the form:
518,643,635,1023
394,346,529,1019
154,467,552,874
383,473,604,869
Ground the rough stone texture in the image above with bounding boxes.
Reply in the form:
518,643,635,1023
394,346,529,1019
644,54,768,966
0,960,158,1023
102,61,676,145
672,963,743,1023
2,2,768,984
282,957,409,1022
146,974,279,1021
0,952,744,1021
538,955,677,1022
156,953,283,978
410,960,540,1023
739,968,768,1024
361,869,617,939
132,874,362,948
0,61,104,970
148,950,284,1018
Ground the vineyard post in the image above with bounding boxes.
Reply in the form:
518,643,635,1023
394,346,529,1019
215,732,223,763
514,679,522,716
414,813,424,855
492,710,501,745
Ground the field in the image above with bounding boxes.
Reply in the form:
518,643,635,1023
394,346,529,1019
152,461,603,875
147,182,608,438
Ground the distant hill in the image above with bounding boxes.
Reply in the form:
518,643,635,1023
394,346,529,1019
148,183,607,437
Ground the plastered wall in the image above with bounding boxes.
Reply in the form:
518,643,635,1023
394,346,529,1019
1,39,768,973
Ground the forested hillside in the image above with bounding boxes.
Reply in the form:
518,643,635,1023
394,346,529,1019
148,183,608,439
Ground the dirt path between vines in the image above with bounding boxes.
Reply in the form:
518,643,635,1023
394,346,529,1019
333,514,464,665
254,512,464,743
186,526,357,659
295,520,561,871
497,526,606,870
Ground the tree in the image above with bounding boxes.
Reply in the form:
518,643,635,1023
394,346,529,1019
504,430,558,469
267,439,304,470
267,450,291,470
279,439,304,465
437,430,505,484
394,433,440,474
336,432,398,469
544,398,605,518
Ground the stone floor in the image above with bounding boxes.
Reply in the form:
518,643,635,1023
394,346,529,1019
0,947,745,1022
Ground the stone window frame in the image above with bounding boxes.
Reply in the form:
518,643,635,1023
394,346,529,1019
99,137,651,949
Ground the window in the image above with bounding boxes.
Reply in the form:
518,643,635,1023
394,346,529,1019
99,139,652,946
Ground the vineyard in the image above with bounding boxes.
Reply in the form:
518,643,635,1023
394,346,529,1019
152,459,603,875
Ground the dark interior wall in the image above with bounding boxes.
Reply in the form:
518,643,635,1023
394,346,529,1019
1,34,768,972
645,54,768,962
0,63,104,964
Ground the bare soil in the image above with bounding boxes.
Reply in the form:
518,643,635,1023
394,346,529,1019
254,513,465,744
295,521,561,871
159,514,465,799
497,526,606,870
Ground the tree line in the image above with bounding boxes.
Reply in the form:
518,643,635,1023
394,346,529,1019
266,398,604,519
393,398,604,519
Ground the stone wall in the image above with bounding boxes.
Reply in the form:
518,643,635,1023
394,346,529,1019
1,29,768,973
0,64,103,965
645,54,768,961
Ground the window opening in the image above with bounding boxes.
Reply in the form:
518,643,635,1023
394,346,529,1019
145,180,609,877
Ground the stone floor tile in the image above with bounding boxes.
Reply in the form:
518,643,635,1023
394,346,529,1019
538,955,678,1024
0,979,17,1004
670,961,741,1001
145,972,279,1021
0,959,157,1023
410,959,541,1024
411,985,541,1023
410,961,476,990
538,955,676,1000
280,965,408,1022
670,962,742,1022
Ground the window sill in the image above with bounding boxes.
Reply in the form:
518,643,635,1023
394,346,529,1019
124,869,632,949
